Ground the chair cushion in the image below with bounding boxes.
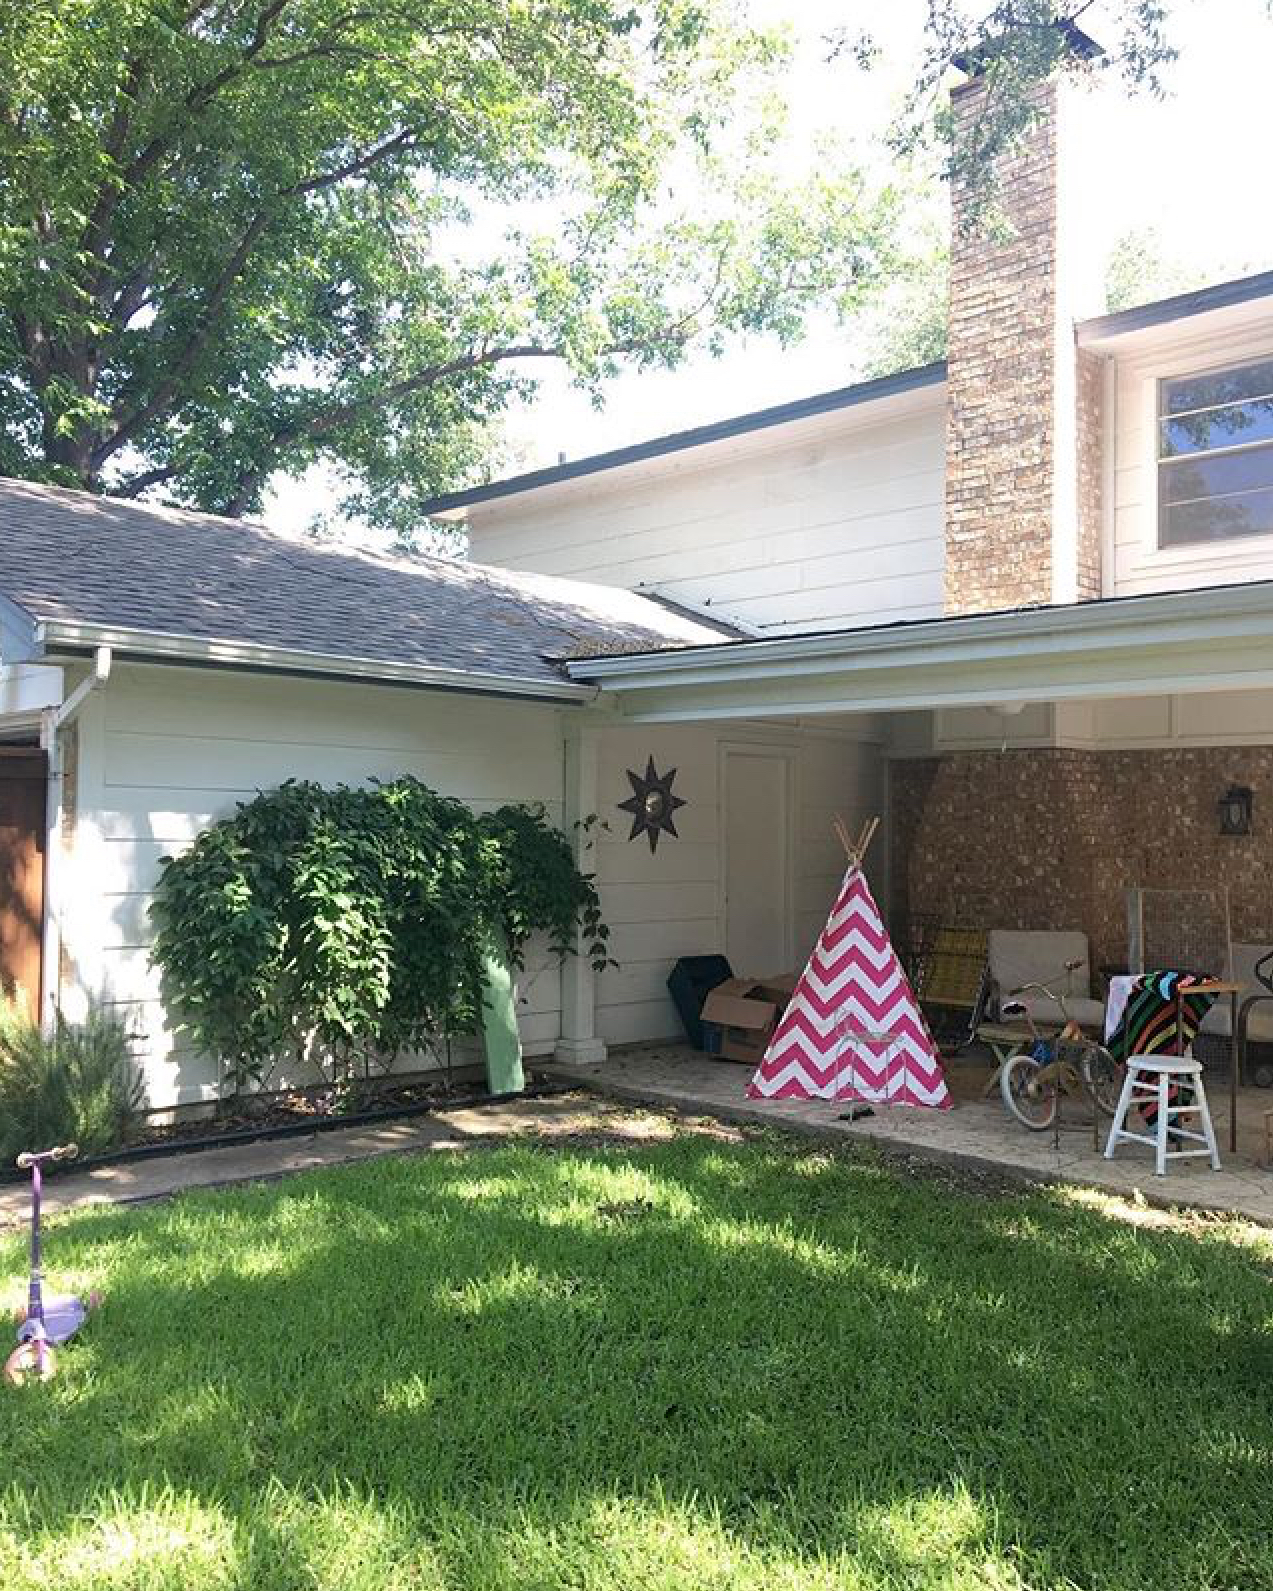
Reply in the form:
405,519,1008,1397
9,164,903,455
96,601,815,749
987,930,1094,1020
1016,991,1106,1032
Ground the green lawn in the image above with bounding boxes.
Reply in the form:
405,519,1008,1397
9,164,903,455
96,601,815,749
2,1130,1272,1591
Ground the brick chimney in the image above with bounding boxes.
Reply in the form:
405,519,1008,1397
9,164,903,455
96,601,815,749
944,33,1105,614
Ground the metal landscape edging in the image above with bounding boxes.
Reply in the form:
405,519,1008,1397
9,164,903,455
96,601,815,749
0,1079,572,1181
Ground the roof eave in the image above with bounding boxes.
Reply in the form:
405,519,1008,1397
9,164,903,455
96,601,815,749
1078,269,1273,349
421,361,948,518
561,584,1273,711
33,618,599,705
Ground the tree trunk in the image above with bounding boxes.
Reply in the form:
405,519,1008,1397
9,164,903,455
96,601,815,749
42,425,98,490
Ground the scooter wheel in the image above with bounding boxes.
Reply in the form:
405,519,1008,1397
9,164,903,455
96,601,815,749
3,1340,57,1387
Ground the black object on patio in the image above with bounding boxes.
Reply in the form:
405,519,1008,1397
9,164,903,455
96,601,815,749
667,955,734,1050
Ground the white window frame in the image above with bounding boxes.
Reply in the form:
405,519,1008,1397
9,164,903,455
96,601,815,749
1113,328,1273,596
1156,353,1273,552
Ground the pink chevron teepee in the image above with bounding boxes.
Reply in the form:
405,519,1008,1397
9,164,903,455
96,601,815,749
747,821,950,1109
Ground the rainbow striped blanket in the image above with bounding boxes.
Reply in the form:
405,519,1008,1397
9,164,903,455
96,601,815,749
1104,971,1217,1063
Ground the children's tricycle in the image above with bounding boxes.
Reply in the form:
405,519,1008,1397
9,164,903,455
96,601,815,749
5,1143,99,1386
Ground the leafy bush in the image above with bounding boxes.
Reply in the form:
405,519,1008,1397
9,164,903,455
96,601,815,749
0,1003,142,1164
150,779,612,1096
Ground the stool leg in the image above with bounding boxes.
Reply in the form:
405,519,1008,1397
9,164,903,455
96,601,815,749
1104,1065,1137,1160
1195,1077,1221,1171
1155,1074,1169,1176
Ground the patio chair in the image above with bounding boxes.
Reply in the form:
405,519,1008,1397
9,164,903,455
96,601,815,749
908,921,989,1056
985,930,1105,1032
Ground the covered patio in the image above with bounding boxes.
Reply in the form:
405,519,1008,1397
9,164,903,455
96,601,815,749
553,583,1273,1218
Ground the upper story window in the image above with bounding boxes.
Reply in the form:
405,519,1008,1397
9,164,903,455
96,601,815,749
1158,358,1273,547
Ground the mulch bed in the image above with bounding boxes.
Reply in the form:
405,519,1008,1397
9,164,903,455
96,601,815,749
130,1074,470,1149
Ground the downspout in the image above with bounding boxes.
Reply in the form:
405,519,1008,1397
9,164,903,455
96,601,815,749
39,646,112,1034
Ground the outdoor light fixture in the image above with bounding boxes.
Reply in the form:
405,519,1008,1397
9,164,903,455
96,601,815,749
1218,784,1254,837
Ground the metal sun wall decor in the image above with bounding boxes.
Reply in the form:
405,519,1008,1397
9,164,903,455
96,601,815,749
618,757,686,852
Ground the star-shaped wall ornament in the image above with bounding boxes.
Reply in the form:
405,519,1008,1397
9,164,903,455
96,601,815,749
618,757,687,852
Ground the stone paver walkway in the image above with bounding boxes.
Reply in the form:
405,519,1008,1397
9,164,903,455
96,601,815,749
547,1044,1273,1225
0,1093,686,1227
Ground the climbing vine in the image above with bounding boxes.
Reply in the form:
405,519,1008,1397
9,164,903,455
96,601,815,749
150,779,611,1096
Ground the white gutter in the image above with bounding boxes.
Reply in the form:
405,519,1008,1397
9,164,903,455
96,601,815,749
33,619,598,705
563,582,1273,689
40,646,112,1033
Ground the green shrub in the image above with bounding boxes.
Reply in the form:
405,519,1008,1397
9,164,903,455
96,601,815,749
150,779,612,1096
0,1002,143,1165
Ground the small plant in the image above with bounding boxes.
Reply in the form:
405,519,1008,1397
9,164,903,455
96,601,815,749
0,1002,142,1164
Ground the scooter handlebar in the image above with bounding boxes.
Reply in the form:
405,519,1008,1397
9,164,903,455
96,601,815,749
14,1143,79,1169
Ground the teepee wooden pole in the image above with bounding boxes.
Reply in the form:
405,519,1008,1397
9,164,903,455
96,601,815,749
833,813,879,870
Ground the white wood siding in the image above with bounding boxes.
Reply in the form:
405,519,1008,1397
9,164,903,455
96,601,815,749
1110,318,1273,597
58,668,890,1107
467,400,947,634
64,665,568,1109
591,721,886,1046
900,687,1273,754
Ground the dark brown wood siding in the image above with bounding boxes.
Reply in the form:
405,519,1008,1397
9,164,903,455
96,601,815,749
0,750,46,1016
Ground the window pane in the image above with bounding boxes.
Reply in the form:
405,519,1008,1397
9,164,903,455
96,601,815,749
1160,485,1273,546
1160,445,1273,505
1160,395,1273,457
1161,359,1273,417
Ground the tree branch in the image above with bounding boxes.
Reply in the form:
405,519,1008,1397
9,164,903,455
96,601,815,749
114,463,181,498
95,116,433,466
94,0,295,242
218,321,700,518
285,129,418,198
109,258,160,329
93,211,271,467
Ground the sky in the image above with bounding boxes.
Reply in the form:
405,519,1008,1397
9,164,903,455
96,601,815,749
266,0,1273,535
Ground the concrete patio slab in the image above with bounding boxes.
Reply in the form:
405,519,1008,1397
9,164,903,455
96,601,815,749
546,1043,1273,1226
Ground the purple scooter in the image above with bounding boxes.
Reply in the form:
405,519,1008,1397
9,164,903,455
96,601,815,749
4,1144,99,1386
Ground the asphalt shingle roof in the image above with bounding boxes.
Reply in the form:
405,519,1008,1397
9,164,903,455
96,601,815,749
0,478,729,688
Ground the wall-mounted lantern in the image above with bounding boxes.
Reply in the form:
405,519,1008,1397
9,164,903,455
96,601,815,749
1219,784,1254,837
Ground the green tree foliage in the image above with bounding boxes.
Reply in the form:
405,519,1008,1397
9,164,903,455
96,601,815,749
858,229,949,378
149,779,610,1095
0,0,899,536
1101,225,1247,314
893,2,1179,213
857,222,1259,381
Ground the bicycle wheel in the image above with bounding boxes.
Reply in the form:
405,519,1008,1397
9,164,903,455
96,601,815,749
1000,1054,1059,1131
1084,1045,1124,1117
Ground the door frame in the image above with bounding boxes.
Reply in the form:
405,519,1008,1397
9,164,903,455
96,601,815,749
717,739,797,974
0,745,47,1019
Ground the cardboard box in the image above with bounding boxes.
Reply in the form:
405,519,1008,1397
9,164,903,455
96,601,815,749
700,974,798,1064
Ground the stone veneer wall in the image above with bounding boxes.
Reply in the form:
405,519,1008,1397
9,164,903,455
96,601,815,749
1075,347,1105,601
945,79,1059,614
891,747,1273,970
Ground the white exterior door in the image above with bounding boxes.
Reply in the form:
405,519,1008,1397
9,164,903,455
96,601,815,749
722,747,793,976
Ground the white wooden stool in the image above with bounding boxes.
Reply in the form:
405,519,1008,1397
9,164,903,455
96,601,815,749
1104,1056,1221,1177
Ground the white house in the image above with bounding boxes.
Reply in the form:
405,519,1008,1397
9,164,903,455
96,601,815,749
6,33,1273,1109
